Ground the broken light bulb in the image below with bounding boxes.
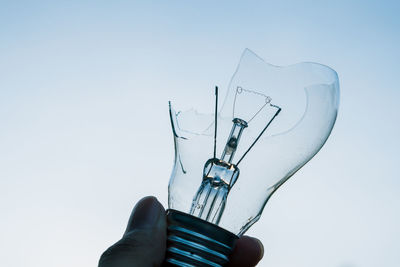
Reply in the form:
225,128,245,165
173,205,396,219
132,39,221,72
164,49,340,267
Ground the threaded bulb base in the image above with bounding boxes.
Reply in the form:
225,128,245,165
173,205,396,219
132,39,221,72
163,209,238,267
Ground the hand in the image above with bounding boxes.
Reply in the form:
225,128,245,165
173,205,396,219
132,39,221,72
99,196,264,267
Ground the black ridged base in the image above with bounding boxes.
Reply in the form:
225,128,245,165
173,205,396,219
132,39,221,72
163,209,238,267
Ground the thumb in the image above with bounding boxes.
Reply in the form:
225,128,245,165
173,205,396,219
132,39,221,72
99,196,167,267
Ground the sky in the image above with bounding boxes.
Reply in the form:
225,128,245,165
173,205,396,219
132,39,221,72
0,1,399,266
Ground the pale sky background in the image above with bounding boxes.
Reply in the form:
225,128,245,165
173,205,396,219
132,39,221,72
0,1,399,267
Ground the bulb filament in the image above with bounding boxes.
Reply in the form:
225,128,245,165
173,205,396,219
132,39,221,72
189,87,281,225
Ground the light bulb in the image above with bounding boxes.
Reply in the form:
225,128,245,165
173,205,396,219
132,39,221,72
163,49,339,267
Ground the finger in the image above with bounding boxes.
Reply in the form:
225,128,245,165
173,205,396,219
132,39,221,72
228,235,264,267
99,196,166,267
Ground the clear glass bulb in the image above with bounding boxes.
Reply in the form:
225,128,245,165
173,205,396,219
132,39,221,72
164,49,339,266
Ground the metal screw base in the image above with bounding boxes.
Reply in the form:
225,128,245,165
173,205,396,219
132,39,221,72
163,209,238,267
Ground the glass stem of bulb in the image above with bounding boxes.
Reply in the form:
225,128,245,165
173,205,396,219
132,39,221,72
220,118,248,163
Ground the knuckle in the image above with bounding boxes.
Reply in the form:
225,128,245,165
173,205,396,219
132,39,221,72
99,230,155,265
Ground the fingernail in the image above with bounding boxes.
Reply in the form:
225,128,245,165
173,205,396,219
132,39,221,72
255,238,264,259
125,196,161,233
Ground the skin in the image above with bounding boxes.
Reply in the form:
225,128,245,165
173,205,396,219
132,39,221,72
99,196,264,267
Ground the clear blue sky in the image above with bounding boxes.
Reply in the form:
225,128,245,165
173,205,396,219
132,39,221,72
0,1,399,266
